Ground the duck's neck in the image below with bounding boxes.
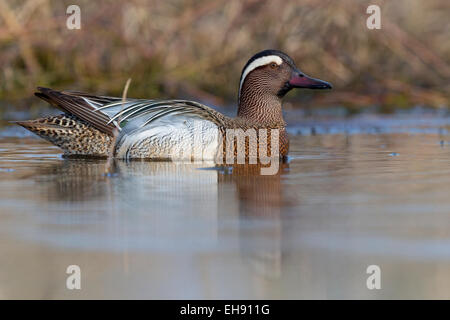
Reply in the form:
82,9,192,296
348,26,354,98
237,88,285,127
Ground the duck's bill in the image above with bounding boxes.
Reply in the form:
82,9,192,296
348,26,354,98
289,71,332,89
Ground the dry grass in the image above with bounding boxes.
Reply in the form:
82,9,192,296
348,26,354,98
0,0,449,111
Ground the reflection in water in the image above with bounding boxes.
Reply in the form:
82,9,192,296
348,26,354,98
219,164,289,281
35,158,290,284
36,159,112,202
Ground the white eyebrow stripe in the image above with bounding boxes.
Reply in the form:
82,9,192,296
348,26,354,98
239,55,283,95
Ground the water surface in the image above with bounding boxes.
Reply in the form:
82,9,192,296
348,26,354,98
0,113,450,299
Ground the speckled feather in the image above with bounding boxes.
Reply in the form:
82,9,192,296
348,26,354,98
16,114,112,156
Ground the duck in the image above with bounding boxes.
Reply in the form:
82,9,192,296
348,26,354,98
16,50,332,161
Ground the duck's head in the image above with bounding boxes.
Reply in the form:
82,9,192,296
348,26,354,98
238,49,332,104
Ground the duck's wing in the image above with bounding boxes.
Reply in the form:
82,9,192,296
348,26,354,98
35,87,123,136
97,98,229,134
35,87,228,136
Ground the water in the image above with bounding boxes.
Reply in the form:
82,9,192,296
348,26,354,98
0,113,450,299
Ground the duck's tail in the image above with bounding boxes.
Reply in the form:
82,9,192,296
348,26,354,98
15,114,113,157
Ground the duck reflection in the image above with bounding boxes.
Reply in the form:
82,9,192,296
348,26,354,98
36,158,289,282
218,163,289,280
35,158,112,202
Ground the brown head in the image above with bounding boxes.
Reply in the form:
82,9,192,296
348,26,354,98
238,49,332,126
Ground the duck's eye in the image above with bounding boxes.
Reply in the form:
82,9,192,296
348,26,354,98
270,62,278,69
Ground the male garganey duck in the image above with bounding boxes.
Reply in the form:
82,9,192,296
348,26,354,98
17,50,332,160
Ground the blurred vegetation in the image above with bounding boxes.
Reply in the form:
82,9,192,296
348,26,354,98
0,0,449,113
